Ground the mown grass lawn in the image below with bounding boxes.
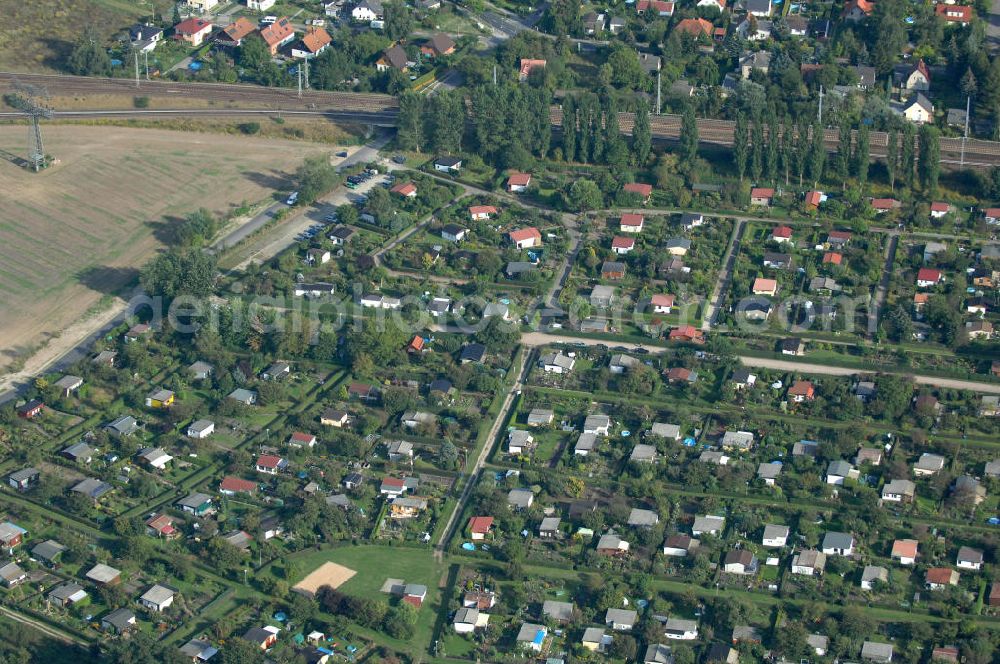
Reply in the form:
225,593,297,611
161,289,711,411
288,545,441,602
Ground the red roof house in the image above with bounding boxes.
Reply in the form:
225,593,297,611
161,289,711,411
623,183,653,202
174,18,213,47
917,268,942,287
823,252,843,265
674,17,713,38
509,227,542,249
788,380,815,402
936,4,972,23
391,182,417,198
220,476,257,494
506,172,532,192
669,325,705,344
772,225,793,241
468,516,494,540
469,205,497,220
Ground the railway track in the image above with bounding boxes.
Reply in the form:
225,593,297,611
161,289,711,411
3,71,999,166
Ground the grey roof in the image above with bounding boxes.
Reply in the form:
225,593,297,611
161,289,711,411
605,607,638,626
188,418,214,434
721,430,754,449
827,460,855,477
72,477,112,499
454,607,479,624
62,442,93,459
575,432,597,453
584,414,611,430
542,600,575,622
527,408,554,425
822,531,854,550
650,423,680,439
8,467,38,483
102,608,135,631
862,565,888,583
628,508,659,527
757,462,782,479
861,641,894,662
664,618,698,633
48,582,86,602
763,524,789,540
792,549,827,571
106,415,138,435
693,515,725,533
86,563,121,584
178,492,213,510
957,545,984,564
516,622,546,642
883,479,915,496
644,644,674,663
508,488,534,508
179,639,219,661
140,584,176,606
540,516,561,532
915,453,946,471
0,562,24,583
630,444,657,461
582,626,606,643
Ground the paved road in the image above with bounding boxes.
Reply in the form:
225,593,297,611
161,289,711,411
738,356,1000,394
434,349,531,560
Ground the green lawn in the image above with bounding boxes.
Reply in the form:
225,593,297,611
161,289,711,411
289,545,441,601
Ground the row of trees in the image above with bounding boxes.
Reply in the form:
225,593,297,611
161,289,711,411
395,90,465,154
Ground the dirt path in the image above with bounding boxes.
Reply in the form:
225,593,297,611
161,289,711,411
434,349,531,560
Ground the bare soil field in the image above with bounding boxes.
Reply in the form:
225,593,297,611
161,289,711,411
0,124,333,373
293,562,357,596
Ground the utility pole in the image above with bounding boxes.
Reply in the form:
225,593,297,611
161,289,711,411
144,50,149,81
297,64,302,98
961,94,970,167
304,56,310,89
817,85,824,124
134,48,140,88
492,65,497,86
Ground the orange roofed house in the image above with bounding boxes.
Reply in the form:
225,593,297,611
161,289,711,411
936,4,973,22
292,26,332,58
507,172,532,192
509,227,542,249
468,516,494,540
623,183,653,203
842,0,874,20
674,17,713,38
469,205,497,220
218,17,256,47
260,17,295,54
174,18,213,47
670,325,705,344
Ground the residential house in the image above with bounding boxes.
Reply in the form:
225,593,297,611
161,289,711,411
218,17,256,47
664,618,699,640
139,584,176,611
762,524,789,547
861,641,894,663
509,227,542,249
956,546,984,570
914,453,946,476
692,515,725,536
174,18,213,47
724,549,759,575
596,532,630,556
102,608,136,634
187,419,215,438
926,568,960,589
177,492,214,517
750,187,774,206
791,549,827,576
882,479,916,503
48,582,88,607
821,531,855,556
891,538,918,565
861,565,889,590
663,534,698,557
7,468,38,492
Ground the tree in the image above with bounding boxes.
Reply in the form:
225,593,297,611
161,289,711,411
918,124,940,196
794,119,809,186
140,249,217,298
383,603,417,639
175,208,219,248
567,179,603,211
67,28,111,76
438,440,459,469
901,122,916,189
237,35,270,72
961,67,978,98
733,112,749,181
854,122,870,189
835,119,851,183
296,155,340,204
872,0,906,74
220,638,266,664
886,126,898,191
396,92,425,152
780,118,794,185
680,103,698,165
750,117,764,182
633,99,651,165
809,121,825,186
765,114,779,183
562,96,577,161
607,44,644,89
383,1,413,41
541,0,582,36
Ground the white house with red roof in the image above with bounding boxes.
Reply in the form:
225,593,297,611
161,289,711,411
391,182,417,198
509,227,542,249
930,202,950,218
651,294,675,314
772,226,792,243
519,59,546,81
612,236,635,255
174,18,213,47
917,268,943,288
255,455,288,475
750,188,774,206
871,198,900,213
288,432,317,448
623,183,653,203
219,477,257,495
620,213,644,233
506,172,531,192
469,205,497,220
468,516,494,540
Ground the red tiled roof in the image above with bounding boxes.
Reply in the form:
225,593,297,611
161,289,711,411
256,454,283,469
930,201,949,212
805,191,822,207
872,198,899,209
519,59,546,77
926,567,957,585
753,277,777,293
772,225,792,238
468,516,494,534
623,183,653,197
892,539,918,559
469,205,497,216
788,380,814,397
509,227,542,243
621,213,644,226
175,17,212,35
260,17,294,47
675,17,713,37
291,432,315,443
300,26,332,53
220,476,256,493
751,187,775,198
382,477,405,488
829,230,851,241
507,172,531,186
222,17,256,41
651,294,675,307
823,252,843,265
409,335,425,351
917,268,942,283
391,182,417,196
611,236,635,249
